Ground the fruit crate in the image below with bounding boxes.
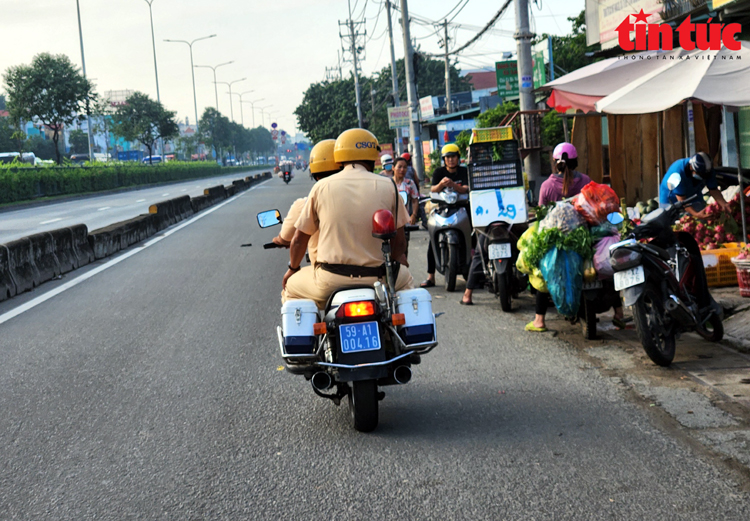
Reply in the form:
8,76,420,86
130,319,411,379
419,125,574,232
701,246,742,287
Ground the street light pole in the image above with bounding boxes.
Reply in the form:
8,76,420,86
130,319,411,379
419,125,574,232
164,34,216,127
195,61,233,111
258,105,272,128
230,90,254,127
75,0,93,161
143,0,164,156
243,98,264,128
214,78,246,122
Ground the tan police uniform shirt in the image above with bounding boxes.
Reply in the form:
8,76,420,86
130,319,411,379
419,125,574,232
279,197,318,266
295,163,410,267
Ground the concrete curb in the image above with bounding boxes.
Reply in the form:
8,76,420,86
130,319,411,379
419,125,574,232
0,175,255,303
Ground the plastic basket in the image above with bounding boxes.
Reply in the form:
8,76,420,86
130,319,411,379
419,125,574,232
471,126,513,143
731,257,750,297
701,246,742,287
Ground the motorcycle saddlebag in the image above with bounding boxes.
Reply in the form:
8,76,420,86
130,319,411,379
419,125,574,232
281,299,319,356
395,288,435,345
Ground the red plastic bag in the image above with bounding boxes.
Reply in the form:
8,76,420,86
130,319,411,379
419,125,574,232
573,182,620,226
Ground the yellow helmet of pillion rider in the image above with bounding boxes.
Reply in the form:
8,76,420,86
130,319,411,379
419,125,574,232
333,128,381,164
309,139,340,176
441,143,460,157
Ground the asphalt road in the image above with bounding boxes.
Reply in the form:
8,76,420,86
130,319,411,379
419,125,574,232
0,169,265,244
0,176,748,519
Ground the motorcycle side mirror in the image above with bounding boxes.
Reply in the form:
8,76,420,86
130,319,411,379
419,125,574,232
666,172,682,191
399,191,408,205
372,209,397,240
607,212,625,225
257,209,283,228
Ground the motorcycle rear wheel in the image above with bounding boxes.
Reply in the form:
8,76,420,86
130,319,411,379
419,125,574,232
444,244,458,292
348,380,379,432
633,282,676,367
496,270,512,312
580,297,598,340
696,314,724,342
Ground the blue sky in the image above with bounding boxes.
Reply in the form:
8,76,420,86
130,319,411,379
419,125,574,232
1,0,583,135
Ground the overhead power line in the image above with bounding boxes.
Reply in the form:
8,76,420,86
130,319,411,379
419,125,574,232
420,0,513,58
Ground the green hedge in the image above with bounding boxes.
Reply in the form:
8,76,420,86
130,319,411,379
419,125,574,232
0,162,268,205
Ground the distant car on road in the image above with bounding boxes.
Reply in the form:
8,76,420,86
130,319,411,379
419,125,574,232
142,155,163,164
70,154,89,164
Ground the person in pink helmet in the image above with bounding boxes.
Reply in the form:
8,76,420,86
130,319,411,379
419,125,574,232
527,143,628,332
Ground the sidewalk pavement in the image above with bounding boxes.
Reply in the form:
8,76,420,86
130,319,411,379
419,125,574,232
712,286,750,352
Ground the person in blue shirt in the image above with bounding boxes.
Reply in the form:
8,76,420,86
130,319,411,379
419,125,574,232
659,152,730,218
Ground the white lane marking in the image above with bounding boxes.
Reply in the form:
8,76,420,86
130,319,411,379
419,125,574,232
181,189,187,192
136,199,146,203
0,179,270,327
161,193,170,196
39,218,63,225
97,207,110,211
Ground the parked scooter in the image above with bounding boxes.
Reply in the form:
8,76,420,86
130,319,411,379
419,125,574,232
476,221,527,311
426,190,473,291
609,173,723,366
257,208,439,432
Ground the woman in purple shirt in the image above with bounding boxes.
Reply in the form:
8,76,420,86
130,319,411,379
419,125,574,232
526,143,626,332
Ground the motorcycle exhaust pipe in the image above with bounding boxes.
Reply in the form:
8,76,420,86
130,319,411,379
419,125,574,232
664,296,696,328
311,372,333,391
393,365,412,385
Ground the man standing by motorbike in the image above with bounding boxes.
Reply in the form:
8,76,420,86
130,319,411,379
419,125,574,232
401,152,420,190
272,140,341,262
282,128,414,308
659,152,730,216
421,143,469,288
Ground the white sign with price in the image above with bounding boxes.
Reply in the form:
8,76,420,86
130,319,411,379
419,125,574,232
470,187,528,227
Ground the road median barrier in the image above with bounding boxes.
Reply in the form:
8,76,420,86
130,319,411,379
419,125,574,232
5,237,41,293
88,224,122,259
190,194,210,213
28,232,61,284
225,185,237,197
69,224,94,267
233,179,247,192
149,199,177,231
173,195,194,221
204,185,227,204
48,228,79,274
0,245,16,301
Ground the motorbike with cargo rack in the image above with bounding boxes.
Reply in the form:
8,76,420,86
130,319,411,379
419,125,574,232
257,208,439,432
467,126,530,311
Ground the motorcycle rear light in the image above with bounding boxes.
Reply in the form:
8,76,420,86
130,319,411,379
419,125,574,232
391,313,406,326
313,322,327,335
337,301,377,318
610,248,642,271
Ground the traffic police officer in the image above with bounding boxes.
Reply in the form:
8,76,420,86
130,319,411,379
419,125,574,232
282,128,414,307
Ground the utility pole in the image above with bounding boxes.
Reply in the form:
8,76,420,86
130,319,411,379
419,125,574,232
385,0,403,155
339,0,365,128
399,0,424,183
443,19,452,114
75,0,94,161
514,0,541,192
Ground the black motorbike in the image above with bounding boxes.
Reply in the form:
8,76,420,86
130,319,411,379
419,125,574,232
609,178,723,366
477,221,527,312
283,171,292,184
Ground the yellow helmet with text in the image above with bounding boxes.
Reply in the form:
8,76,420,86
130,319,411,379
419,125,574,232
309,139,340,175
333,128,381,163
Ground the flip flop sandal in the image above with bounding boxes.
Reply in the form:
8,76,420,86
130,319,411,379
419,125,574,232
420,279,435,288
459,300,474,305
613,317,632,329
525,321,547,332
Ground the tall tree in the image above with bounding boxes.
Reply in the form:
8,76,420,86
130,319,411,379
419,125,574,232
3,53,95,165
198,107,233,160
0,95,6,111
537,10,599,77
0,117,15,152
295,57,469,146
111,92,178,164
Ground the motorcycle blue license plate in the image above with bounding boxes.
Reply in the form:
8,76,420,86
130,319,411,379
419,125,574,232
339,321,382,353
